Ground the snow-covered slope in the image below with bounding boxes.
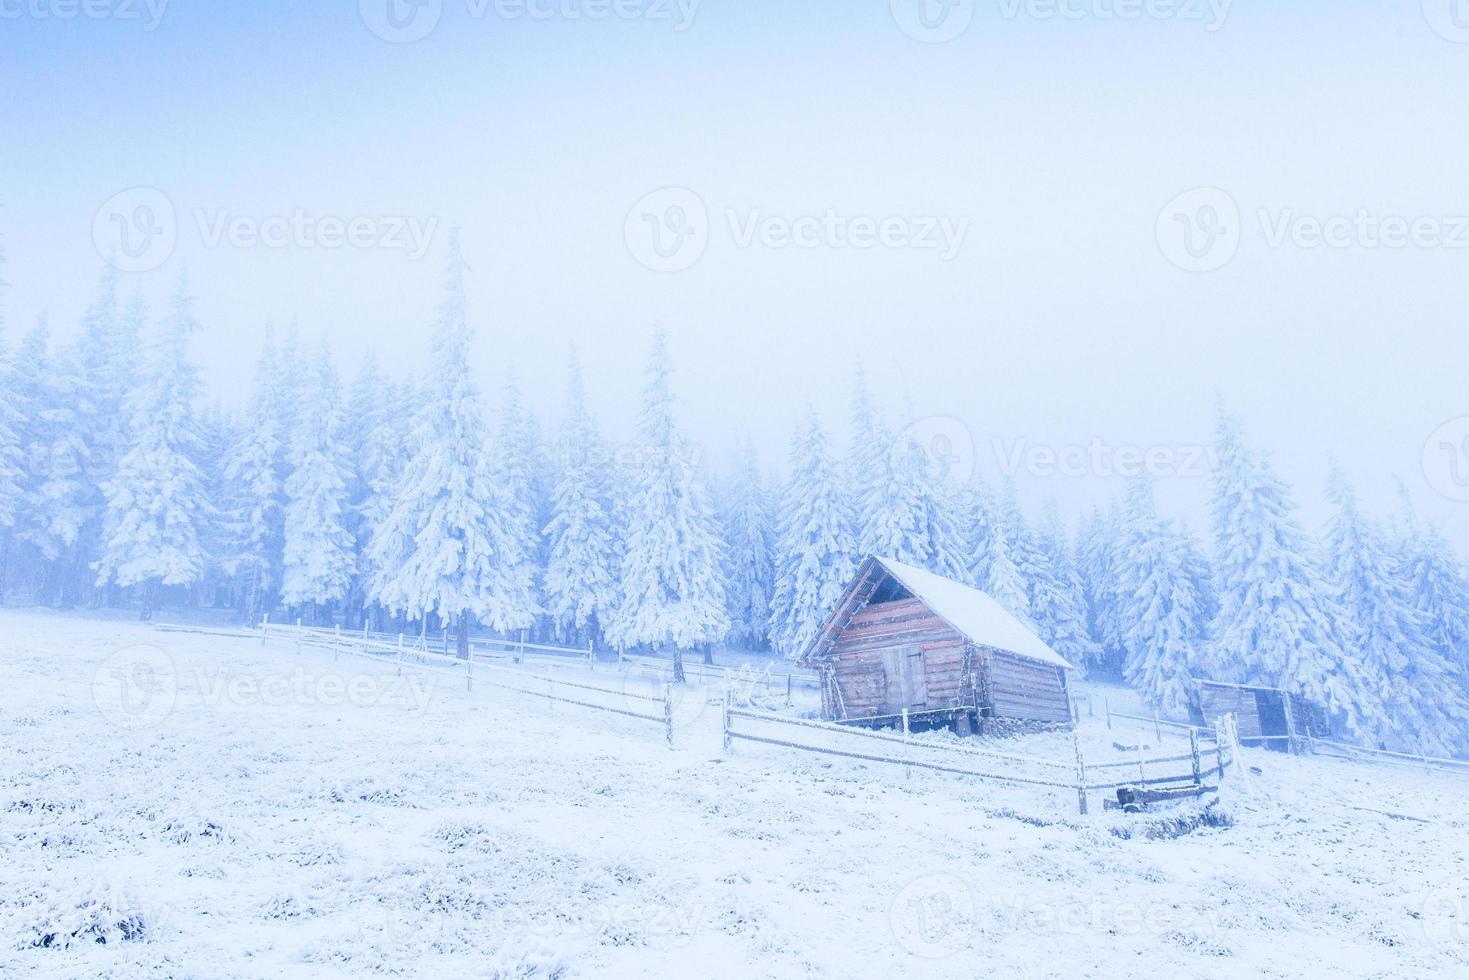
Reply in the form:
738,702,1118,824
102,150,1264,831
1,609,1465,979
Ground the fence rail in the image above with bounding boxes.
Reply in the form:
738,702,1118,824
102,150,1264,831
723,700,1240,814
258,620,675,743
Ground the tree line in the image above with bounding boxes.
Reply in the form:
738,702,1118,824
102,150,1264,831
0,237,1466,753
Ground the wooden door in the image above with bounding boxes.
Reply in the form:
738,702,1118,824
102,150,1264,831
883,645,927,714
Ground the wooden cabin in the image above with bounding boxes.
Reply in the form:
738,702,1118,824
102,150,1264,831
796,556,1076,733
1190,678,1326,753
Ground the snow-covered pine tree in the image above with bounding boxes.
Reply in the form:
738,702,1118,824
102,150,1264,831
94,274,208,619
965,486,1033,625
221,331,288,626
369,230,527,658
1323,471,1466,755
341,354,402,630
1032,505,1103,673
848,366,890,556
488,371,546,638
12,317,87,591
194,400,239,610
1075,504,1125,674
720,440,775,650
859,418,968,577
770,409,857,660
543,354,617,646
606,330,728,680
1115,479,1207,715
1398,522,1469,704
1205,411,1369,736
0,294,24,603
280,343,355,621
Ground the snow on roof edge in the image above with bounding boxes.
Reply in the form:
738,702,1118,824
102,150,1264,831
873,556,1076,671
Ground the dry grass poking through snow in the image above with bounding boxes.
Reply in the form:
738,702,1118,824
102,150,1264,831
1,608,1467,978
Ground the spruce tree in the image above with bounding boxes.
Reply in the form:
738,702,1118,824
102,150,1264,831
1324,472,1466,755
489,371,546,637
606,331,728,680
543,354,618,645
94,274,207,619
1116,480,1207,714
221,331,288,625
280,343,355,620
1032,505,1103,673
369,231,525,657
770,410,857,660
1205,412,1369,735
848,367,890,556
1399,523,1469,700
720,441,776,650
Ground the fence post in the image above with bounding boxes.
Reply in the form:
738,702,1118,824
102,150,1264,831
442,628,449,658
295,618,302,655
1283,697,1298,755
786,672,793,708
1189,730,1202,790
334,624,341,661
722,690,732,753
1105,698,1111,731
901,708,911,781
261,612,270,646
1153,710,1162,745
1215,719,1226,779
662,683,673,748
587,638,594,672
396,632,404,676
517,629,526,665
1073,731,1088,816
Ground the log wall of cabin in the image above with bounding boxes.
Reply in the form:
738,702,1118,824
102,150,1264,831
1198,685,1264,739
820,598,972,718
977,647,1071,724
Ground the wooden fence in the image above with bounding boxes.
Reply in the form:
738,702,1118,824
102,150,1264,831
722,697,1239,815
253,620,675,743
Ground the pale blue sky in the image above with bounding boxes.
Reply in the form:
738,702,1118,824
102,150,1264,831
3,0,1468,546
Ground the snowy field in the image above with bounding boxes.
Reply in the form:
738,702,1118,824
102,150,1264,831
2,609,1467,979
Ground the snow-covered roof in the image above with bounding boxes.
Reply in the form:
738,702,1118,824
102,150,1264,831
810,556,1075,671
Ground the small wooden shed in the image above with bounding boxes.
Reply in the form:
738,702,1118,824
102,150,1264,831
796,556,1076,733
1190,678,1325,752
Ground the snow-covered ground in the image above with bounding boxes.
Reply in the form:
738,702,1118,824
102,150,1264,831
2,608,1466,979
